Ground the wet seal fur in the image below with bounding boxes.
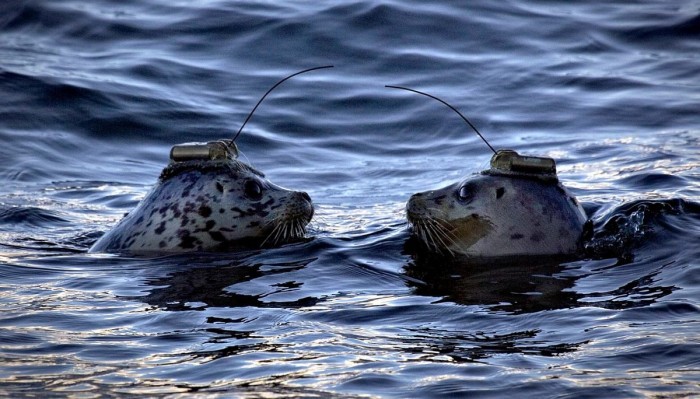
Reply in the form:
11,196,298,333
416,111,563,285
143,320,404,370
406,150,589,258
89,141,313,254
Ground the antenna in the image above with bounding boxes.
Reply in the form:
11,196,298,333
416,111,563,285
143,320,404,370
385,85,497,154
232,65,334,142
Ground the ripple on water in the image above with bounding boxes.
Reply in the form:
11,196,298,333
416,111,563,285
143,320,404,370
0,0,699,397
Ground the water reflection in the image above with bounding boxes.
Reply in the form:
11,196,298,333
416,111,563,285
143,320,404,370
400,327,585,360
404,248,581,313
132,256,318,311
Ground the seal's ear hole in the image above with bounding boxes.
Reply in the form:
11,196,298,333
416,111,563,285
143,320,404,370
496,187,505,199
244,180,263,201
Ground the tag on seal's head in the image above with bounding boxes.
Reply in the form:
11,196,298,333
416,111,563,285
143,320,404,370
169,140,239,163
486,150,558,181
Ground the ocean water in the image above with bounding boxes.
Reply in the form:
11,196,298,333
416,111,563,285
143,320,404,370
1,0,699,397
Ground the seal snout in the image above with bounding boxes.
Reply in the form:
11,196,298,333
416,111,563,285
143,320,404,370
296,191,314,222
406,192,428,225
283,191,314,224
260,190,314,247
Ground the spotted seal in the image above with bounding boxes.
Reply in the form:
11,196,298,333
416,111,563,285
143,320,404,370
406,150,588,258
89,66,334,254
384,85,589,258
89,140,313,253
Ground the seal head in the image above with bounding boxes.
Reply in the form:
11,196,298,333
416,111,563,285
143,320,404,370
406,150,587,258
89,140,313,254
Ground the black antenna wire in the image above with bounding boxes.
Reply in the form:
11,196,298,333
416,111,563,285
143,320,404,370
232,65,334,142
385,85,497,154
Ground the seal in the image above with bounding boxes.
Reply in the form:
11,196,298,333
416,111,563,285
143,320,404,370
406,150,588,258
89,140,313,254
88,65,333,254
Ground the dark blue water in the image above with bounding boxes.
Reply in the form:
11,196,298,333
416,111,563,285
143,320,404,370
1,0,699,397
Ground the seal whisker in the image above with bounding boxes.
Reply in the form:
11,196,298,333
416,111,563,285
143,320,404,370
415,220,429,245
284,221,291,241
260,205,313,245
426,207,452,218
423,223,439,251
262,217,278,228
426,216,466,252
296,218,306,238
410,219,425,242
272,225,280,244
275,221,287,245
423,218,455,256
292,219,300,239
260,220,282,247
428,214,464,250
420,220,442,253
414,218,448,254
426,214,456,231
426,217,457,242
428,226,452,255
285,219,295,240
426,216,463,247
427,217,462,256
423,222,437,249
411,217,448,254
275,221,284,244
294,219,302,237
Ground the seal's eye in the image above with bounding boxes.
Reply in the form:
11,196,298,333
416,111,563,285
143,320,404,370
244,180,263,201
458,185,471,201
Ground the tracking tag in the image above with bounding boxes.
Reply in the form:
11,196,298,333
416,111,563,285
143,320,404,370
169,140,238,163
489,150,557,177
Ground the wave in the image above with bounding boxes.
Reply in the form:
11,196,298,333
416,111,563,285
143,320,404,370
0,206,70,228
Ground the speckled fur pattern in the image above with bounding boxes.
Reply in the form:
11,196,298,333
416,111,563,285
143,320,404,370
406,173,588,257
89,159,313,254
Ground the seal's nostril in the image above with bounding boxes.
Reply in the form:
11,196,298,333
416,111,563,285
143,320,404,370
300,192,311,202
407,194,423,209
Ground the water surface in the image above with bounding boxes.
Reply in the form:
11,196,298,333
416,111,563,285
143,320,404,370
1,0,699,397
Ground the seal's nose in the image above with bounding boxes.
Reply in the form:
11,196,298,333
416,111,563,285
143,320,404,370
292,191,314,222
406,193,426,222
